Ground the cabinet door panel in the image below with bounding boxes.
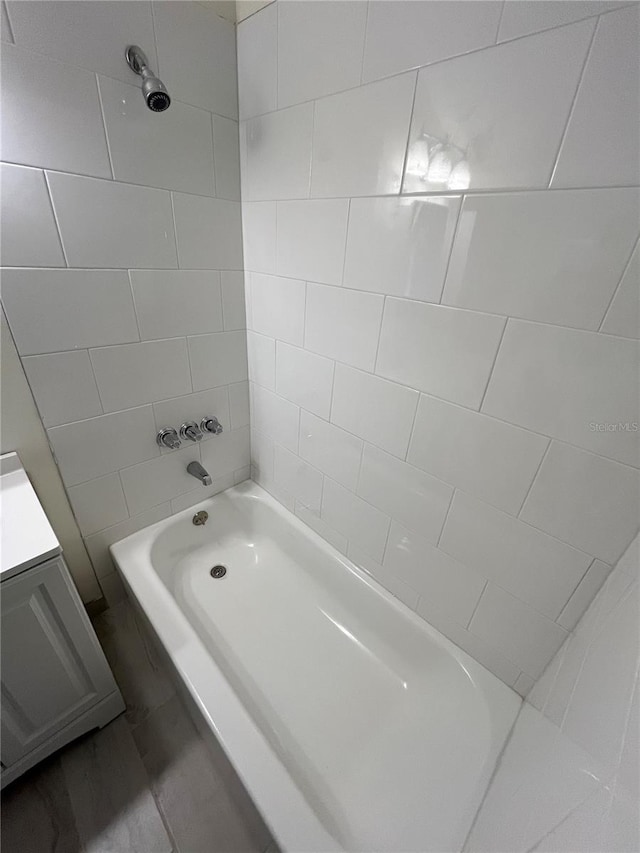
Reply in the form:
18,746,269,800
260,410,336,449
1,558,117,764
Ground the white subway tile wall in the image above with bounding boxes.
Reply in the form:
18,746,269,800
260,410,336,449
240,0,640,692
1,0,638,686
0,0,248,605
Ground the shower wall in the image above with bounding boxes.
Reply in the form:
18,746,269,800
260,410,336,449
466,535,639,852
0,1,247,604
238,0,640,693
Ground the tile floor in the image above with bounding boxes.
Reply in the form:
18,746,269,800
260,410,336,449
1,599,276,853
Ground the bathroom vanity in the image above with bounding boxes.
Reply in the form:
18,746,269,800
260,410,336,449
0,452,124,788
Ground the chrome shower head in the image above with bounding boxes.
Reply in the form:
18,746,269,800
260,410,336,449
125,45,171,112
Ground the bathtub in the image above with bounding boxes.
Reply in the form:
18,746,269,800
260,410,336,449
110,481,520,852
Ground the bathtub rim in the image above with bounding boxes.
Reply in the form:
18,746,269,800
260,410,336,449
110,480,521,852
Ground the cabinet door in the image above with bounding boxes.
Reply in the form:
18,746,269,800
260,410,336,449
1,557,117,765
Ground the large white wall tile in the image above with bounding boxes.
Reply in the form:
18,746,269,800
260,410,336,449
305,284,383,371
299,410,362,491
68,473,128,536
22,351,102,428
600,243,639,340
357,443,453,542
5,0,157,85
331,364,419,459
250,273,305,345
384,520,486,625
408,395,548,514
0,164,64,267
212,116,240,201
311,73,416,198
200,426,250,476
173,194,242,270
521,442,639,565
274,444,323,513
242,202,277,273
440,492,592,619
237,1,277,120
376,299,505,409
275,342,334,419
498,0,624,41
221,271,246,331
250,384,299,452
297,502,348,555
188,331,248,391
552,7,640,188
98,76,215,196
120,444,202,515
247,331,275,390
241,103,313,200
344,195,461,302
250,427,275,483
47,406,158,486
276,199,349,285
90,338,191,412
47,172,177,268
470,584,568,678
2,269,139,355
362,0,502,83
170,473,236,514
84,504,172,579
403,21,593,192
277,1,367,107
443,189,639,330
349,545,420,610
2,45,110,177
228,382,250,429
153,1,237,118
321,478,391,562
482,320,639,467
130,270,223,340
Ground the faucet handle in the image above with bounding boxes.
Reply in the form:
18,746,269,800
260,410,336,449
201,416,223,435
157,427,181,450
180,421,203,442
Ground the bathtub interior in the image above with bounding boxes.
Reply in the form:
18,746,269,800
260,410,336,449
137,484,520,852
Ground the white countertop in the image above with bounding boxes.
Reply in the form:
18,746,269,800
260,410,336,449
0,452,61,581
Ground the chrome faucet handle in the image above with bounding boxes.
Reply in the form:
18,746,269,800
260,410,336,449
180,421,203,442
201,416,223,435
157,427,181,450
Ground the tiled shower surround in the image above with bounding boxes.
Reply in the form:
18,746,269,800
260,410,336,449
238,0,639,694
0,0,638,697
1,2,249,601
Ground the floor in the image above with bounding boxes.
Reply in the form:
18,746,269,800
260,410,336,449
1,600,276,853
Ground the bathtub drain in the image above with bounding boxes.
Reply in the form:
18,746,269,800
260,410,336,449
210,565,227,579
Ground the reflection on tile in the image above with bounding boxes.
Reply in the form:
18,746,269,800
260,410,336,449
404,21,593,192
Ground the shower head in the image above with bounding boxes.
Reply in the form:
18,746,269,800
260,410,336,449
125,45,171,112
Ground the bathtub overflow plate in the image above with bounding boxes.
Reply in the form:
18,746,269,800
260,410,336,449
210,565,227,579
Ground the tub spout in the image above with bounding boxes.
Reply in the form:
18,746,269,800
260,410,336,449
187,461,212,486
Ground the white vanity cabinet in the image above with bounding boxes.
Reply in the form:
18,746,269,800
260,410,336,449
0,453,124,787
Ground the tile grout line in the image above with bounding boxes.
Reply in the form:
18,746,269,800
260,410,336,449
547,15,600,188
516,439,553,519
598,234,639,332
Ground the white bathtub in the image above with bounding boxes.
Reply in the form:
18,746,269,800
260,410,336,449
110,482,520,852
